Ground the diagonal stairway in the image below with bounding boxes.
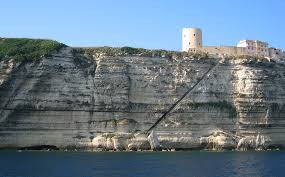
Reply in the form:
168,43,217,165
147,60,220,133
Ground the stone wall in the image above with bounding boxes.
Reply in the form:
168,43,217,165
190,46,248,57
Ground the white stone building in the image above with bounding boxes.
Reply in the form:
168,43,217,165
237,40,269,57
269,48,284,59
182,27,284,59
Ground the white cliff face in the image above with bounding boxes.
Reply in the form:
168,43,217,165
237,134,270,151
0,59,16,85
0,47,285,151
148,131,161,150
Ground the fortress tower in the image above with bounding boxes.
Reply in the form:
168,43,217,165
182,28,203,52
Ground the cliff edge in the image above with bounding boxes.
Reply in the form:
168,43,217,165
1,40,285,151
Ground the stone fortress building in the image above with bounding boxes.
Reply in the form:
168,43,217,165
182,27,285,59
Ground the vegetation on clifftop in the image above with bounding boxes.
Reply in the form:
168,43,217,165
77,46,210,60
0,38,65,62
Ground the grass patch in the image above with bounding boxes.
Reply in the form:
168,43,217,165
0,38,65,63
78,46,209,60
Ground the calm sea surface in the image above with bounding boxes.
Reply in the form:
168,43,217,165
0,151,284,177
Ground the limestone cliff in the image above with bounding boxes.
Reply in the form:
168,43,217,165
1,46,285,151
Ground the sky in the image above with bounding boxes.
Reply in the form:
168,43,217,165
0,0,284,51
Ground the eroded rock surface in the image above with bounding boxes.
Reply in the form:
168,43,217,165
1,47,285,151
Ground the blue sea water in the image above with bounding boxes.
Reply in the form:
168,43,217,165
0,151,284,177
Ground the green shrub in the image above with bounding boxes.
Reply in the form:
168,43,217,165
189,51,209,59
0,38,65,63
121,46,141,55
81,46,210,60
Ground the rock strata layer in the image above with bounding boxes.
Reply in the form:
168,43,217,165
0,47,285,151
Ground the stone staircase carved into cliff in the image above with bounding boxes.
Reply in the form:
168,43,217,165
147,60,221,133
